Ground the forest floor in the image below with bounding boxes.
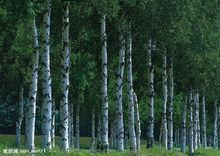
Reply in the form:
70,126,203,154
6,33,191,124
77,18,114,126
0,135,218,156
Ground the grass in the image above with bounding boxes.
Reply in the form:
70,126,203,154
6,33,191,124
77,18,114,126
0,135,218,155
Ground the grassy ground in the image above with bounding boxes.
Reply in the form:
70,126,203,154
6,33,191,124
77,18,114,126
0,135,218,156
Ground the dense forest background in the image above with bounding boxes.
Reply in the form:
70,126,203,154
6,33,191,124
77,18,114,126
0,0,220,149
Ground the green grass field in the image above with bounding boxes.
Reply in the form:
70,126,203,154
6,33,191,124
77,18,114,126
0,135,218,156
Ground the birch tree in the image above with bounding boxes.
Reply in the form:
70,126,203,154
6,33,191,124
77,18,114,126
188,89,194,154
162,49,168,149
133,92,141,151
115,27,125,151
41,0,52,149
26,19,40,152
126,24,137,151
51,99,55,147
180,96,187,153
193,92,198,150
197,93,201,147
146,38,155,148
16,88,24,146
201,96,207,148
168,57,174,150
97,114,101,150
100,14,109,151
60,1,70,151
68,103,74,148
218,107,220,149
214,100,218,148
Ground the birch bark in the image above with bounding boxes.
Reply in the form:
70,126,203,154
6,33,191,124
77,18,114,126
26,19,40,152
100,14,109,151
60,1,70,151
126,24,136,151
146,38,155,148
115,28,125,151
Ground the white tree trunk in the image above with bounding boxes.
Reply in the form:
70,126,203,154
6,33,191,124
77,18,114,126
133,92,141,151
126,24,136,151
51,99,55,147
60,1,70,151
25,101,29,141
68,103,74,148
188,89,194,154
115,27,125,151
97,114,101,150
75,104,80,149
197,93,201,147
16,88,24,146
180,96,187,153
168,58,174,150
218,107,220,149
193,92,198,150
100,14,109,151
201,96,207,148
41,0,52,150
26,19,40,152
214,100,218,148
162,49,168,149
90,109,96,151
146,38,155,148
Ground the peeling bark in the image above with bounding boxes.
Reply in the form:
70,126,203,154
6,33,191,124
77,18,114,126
162,49,168,149
201,96,207,148
180,96,187,153
115,27,125,151
168,58,174,150
214,100,218,148
146,38,155,148
188,89,194,154
26,19,40,152
133,92,141,151
100,14,109,151
126,23,136,151
60,1,70,151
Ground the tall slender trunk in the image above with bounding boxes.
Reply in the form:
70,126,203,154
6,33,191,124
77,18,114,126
188,89,194,154
162,49,168,149
126,24,136,151
51,99,55,147
218,107,220,149
193,92,198,150
201,96,207,148
115,27,125,151
181,96,187,153
197,93,201,147
168,57,174,150
100,14,109,151
97,114,101,150
68,103,74,148
25,101,29,141
60,1,70,151
75,104,80,149
146,38,155,148
16,88,24,146
26,19,40,152
214,100,218,148
90,109,96,151
133,92,141,151
41,0,52,150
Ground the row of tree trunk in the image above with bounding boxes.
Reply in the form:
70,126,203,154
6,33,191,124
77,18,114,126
16,0,217,154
